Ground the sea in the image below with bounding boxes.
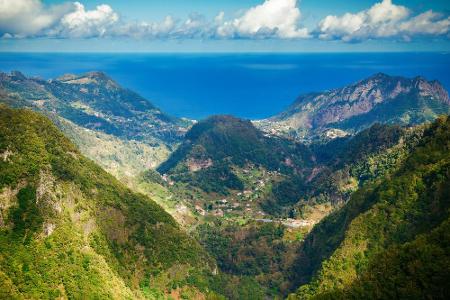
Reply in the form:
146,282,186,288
0,52,449,120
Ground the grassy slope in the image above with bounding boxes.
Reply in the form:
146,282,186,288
289,116,450,299
0,105,216,299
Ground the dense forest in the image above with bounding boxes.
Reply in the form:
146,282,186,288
289,116,450,299
0,105,219,299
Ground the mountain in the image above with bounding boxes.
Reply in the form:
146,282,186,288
157,115,425,218
158,115,314,195
0,71,187,143
0,105,218,299
0,71,190,180
2,69,449,299
260,122,427,219
288,115,450,299
257,73,450,140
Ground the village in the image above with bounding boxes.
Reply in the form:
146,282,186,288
167,163,329,232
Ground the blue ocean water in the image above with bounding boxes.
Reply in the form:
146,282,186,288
0,52,449,120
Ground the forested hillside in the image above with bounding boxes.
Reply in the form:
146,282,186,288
158,115,313,190
0,105,218,299
289,116,450,299
0,71,188,181
1,69,449,300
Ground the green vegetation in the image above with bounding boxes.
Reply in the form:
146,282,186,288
171,162,245,195
54,116,171,182
289,115,450,299
260,123,419,216
158,115,313,195
313,123,404,166
197,220,300,298
0,70,185,188
0,105,217,298
2,70,450,299
159,116,425,219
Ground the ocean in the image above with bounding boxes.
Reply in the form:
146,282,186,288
0,52,449,120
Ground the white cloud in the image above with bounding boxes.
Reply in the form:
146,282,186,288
317,0,450,42
217,0,309,39
366,0,409,24
399,11,450,36
31,0,309,40
113,16,177,39
0,0,73,37
173,13,212,39
0,0,448,42
51,2,119,38
318,13,365,41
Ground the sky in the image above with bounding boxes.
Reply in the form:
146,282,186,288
0,0,449,52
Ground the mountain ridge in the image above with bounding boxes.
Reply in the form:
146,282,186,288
0,70,187,141
158,114,314,196
288,115,450,299
256,73,450,141
0,105,218,298
0,70,191,181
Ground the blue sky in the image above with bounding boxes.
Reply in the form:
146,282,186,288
0,0,449,52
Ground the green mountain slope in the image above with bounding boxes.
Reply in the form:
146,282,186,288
288,115,450,299
0,105,216,299
261,123,422,217
0,71,189,182
52,116,171,181
157,115,424,220
158,115,313,195
157,119,428,298
0,71,187,143
299,123,424,206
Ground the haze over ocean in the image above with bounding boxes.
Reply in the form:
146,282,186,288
1,52,449,120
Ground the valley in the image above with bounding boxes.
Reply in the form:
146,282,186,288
0,70,449,299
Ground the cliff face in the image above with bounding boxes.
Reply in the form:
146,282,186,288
257,73,450,140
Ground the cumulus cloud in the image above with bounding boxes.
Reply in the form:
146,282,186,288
217,0,309,39
317,0,450,42
0,0,448,42
112,16,177,39
51,2,119,38
173,13,213,39
0,0,309,40
0,0,73,37
399,11,450,37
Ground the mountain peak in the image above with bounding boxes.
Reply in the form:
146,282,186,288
200,114,249,126
259,73,450,140
85,71,110,80
367,72,391,80
185,114,256,142
0,70,185,145
7,70,27,81
413,75,427,82
55,73,77,81
55,71,119,88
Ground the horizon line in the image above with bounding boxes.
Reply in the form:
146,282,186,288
0,50,449,54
